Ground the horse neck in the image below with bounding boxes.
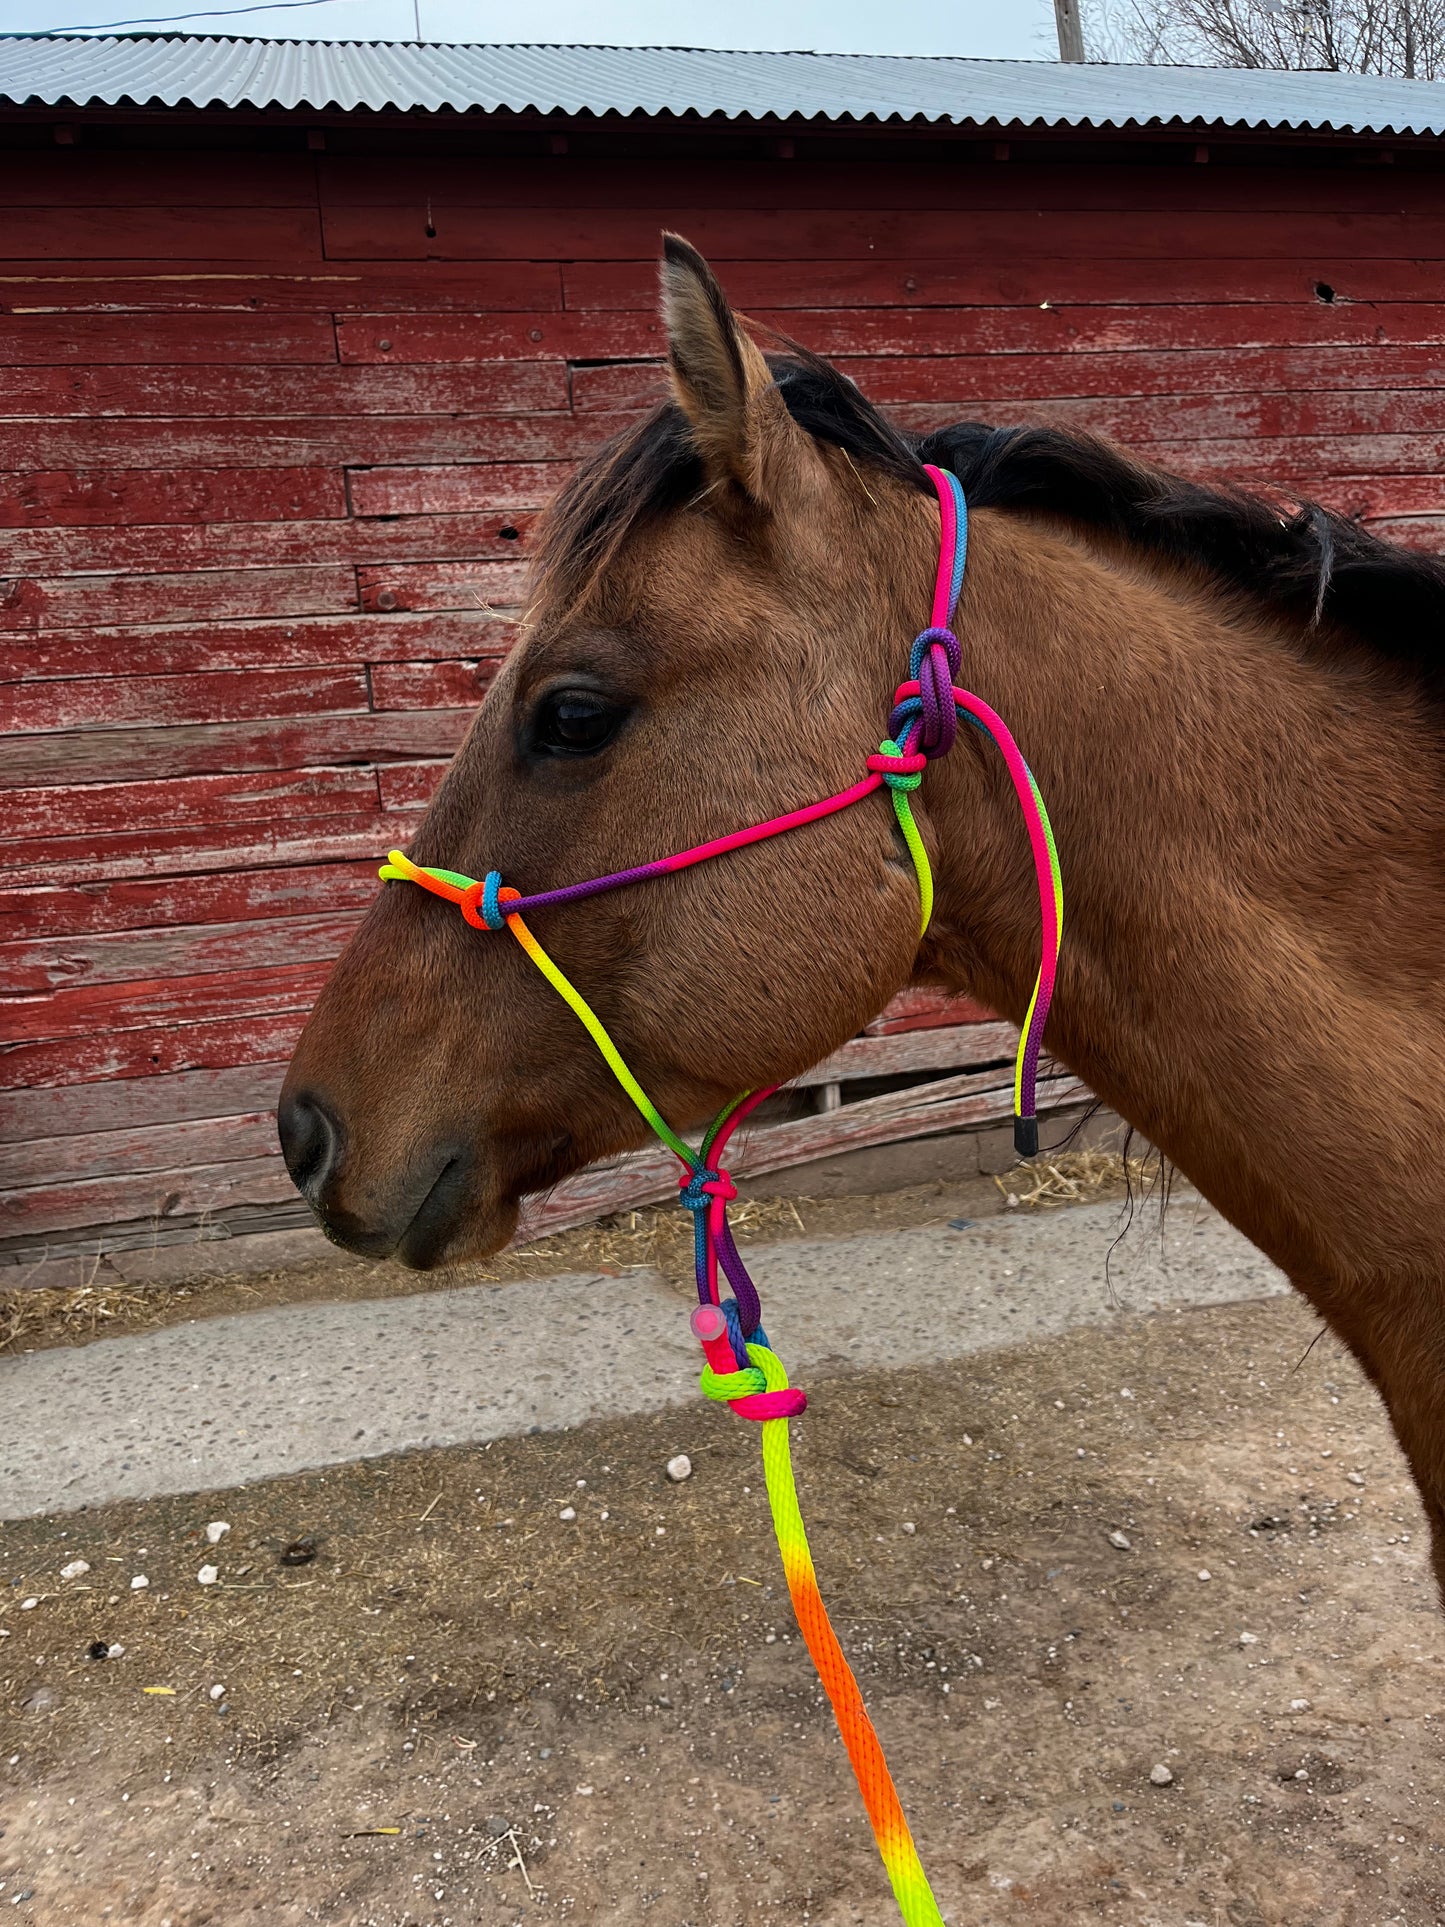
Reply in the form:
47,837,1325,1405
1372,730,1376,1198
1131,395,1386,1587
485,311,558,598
917,508,1445,1283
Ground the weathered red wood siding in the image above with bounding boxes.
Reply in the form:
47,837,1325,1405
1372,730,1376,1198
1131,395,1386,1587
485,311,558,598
3,129,1441,1250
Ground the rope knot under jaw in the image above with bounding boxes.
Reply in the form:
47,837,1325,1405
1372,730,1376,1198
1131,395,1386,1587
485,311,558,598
867,741,927,791
678,1166,736,1212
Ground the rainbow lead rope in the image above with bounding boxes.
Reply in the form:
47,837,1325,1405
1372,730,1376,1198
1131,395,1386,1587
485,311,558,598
379,466,1069,1924
699,1334,945,1925
379,870,946,1922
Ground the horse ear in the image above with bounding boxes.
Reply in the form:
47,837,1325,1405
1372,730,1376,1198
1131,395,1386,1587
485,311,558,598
660,232,799,503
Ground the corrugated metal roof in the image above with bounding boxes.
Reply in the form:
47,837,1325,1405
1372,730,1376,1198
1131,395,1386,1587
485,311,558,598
0,33,1443,135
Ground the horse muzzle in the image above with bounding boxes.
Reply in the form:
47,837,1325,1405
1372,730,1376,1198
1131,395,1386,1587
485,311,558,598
277,1087,478,1268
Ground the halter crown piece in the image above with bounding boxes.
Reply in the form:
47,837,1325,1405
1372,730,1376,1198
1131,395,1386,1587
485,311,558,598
380,465,1063,1927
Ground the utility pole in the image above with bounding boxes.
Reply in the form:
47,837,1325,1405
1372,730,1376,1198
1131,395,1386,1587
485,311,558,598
1054,0,1086,62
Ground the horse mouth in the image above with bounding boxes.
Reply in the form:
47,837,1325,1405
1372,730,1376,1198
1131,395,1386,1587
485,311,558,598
389,1153,479,1268
305,1148,480,1269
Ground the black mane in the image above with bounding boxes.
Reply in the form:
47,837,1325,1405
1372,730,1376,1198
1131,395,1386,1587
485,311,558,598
536,346,1445,675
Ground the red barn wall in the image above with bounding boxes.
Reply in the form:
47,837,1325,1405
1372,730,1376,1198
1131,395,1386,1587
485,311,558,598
2,124,1442,1255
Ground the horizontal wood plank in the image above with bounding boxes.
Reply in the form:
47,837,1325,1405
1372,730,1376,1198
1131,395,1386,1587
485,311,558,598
368,659,499,711
564,255,1445,311
5,152,319,207
0,1153,296,1238
789,1019,1018,1086
321,154,1445,212
0,466,346,530
0,863,379,945
0,311,337,364
0,1006,310,1090
347,462,570,516
0,206,323,262
0,412,633,469
0,1060,290,1143
0,509,537,578
0,665,370,735
1,709,470,789
5,764,380,841
0,1110,279,1189
4,956,333,1057
7,610,517,683
0,908,364,995
336,310,662,363
864,987,997,1033
358,559,529,613
0,259,563,313
571,343,1445,414
897,426,1445,478
375,760,449,810
1361,515,1445,548
0,807,424,891
322,205,1445,264
0,564,358,633
0,360,565,418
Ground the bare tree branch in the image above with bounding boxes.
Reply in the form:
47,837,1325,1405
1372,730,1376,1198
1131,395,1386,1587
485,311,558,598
1082,0,1445,76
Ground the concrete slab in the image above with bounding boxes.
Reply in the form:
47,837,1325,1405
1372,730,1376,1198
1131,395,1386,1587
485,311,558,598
0,1196,1287,1520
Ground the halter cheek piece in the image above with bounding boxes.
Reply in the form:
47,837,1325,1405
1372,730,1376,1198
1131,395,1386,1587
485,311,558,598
378,464,1063,1927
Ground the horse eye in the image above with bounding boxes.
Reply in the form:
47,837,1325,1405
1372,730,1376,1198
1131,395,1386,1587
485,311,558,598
532,689,626,756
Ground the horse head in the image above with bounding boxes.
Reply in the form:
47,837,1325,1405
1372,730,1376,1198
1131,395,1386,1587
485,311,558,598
279,238,947,1264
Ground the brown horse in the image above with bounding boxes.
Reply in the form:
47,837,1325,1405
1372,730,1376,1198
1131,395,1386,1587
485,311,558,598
282,235,1445,1599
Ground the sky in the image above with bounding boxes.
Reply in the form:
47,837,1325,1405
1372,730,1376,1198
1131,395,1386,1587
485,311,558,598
0,0,1059,59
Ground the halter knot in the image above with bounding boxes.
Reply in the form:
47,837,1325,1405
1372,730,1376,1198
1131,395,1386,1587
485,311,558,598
905,627,961,758
461,870,510,931
867,741,927,791
679,1165,735,1212
692,1302,808,1420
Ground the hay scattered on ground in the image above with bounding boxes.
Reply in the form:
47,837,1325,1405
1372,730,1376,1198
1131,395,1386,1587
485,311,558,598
997,1143,1161,1210
461,1194,811,1291
0,1279,189,1355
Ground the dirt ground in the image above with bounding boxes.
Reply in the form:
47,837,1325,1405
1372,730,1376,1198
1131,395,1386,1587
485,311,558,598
3,1286,1443,1927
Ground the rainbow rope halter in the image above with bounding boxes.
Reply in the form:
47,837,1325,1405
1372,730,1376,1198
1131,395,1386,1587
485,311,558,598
380,465,1062,1926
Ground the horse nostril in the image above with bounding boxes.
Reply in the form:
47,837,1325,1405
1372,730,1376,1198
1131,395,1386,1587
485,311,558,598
278,1091,343,1197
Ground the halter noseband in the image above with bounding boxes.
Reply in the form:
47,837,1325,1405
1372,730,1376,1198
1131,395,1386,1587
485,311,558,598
376,462,1063,1927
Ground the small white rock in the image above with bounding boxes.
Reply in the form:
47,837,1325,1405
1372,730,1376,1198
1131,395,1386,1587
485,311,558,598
1347,1472,1365,1487
1196,1569,1212,1582
209,1684,226,1702
130,1575,149,1591
106,1643,125,1660
1108,1530,1132,1551
60,1559,90,1581
19,1597,38,1611
575,1784,594,1796
1290,1698,1312,1712
902,1521,917,1535
197,1564,219,1587
1239,1631,1260,1646
665,1454,693,1483
1149,1763,1174,1786
558,1507,577,1523
205,1521,231,1546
